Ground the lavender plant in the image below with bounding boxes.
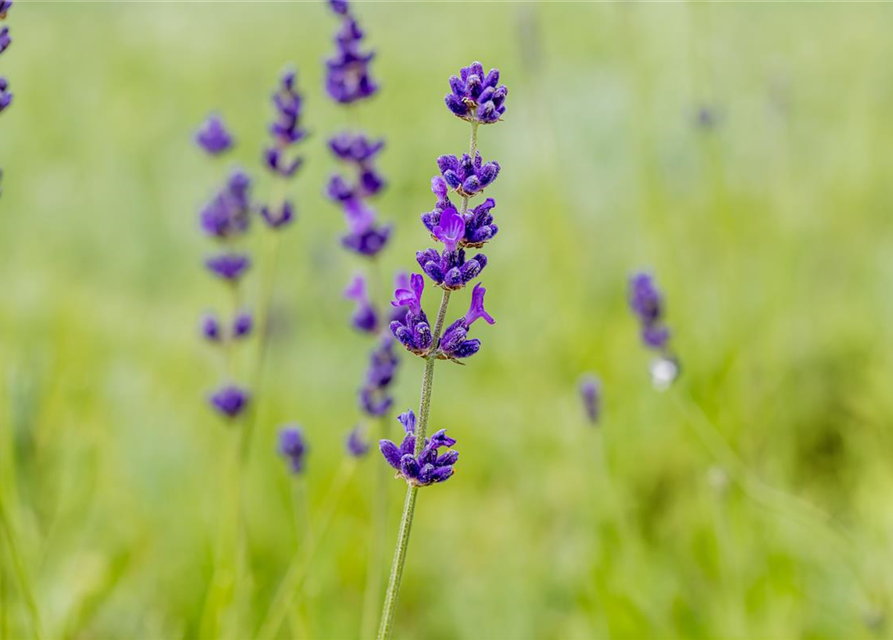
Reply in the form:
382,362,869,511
376,61,506,640
629,271,680,391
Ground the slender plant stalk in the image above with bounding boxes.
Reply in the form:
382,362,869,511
359,414,389,640
256,459,357,640
0,492,42,640
376,121,479,640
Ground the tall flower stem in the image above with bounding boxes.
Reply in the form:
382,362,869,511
376,288,451,640
376,120,479,640
359,413,389,640
256,459,358,640
0,492,42,640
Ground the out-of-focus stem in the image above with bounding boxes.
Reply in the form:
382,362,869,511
0,491,42,640
256,459,357,640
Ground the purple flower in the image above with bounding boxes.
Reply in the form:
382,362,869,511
210,385,249,419
360,386,393,417
344,274,379,334
0,1,10,19
579,374,601,425
326,168,385,201
379,410,458,487
432,207,465,253
195,115,233,155
0,77,12,114
437,152,500,198
260,200,295,229
629,272,670,350
278,426,308,474
416,247,487,290
389,278,434,357
357,335,399,417
339,197,391,257
233,311,253,339
329,132,384,165
325,14,378,104
265,69,307,178
329,0,349,15
437,283,495,360
199,170,252,238
201,313,222,342
0,27,10,55
206,253,251,282
346,425,369,457
444,62,508,125
390,272,424,316
422,177,498,249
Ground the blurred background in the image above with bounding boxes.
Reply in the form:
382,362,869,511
2,1,893,638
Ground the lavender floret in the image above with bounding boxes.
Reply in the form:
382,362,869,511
344,274,379,334
278,426,308,474
233,311,253,339
346,425,369,457
437,152,500,198
0,77,12,114
416,247,487,290
437,283,495,360
0,1,10,19
629,272,670,350
579,374,601,425
379,410,457,487
210,385,250,419
444,61,508,125
206,254,251,282
195,115,233,155
201,313,222,342
0,26,9,55
199,170,252,238
260,200,295,229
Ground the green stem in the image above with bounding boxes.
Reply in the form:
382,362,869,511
377,288,452,640
0,493,42,640
256,460,357,640
359,415,390,640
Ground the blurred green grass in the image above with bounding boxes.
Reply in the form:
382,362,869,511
2,1,893,638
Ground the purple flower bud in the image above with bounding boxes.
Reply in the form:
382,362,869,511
0,1,11,19
260,200,295,229
345,274,379,334
0,77,11,114
233,311,253,339
195,115,233,155
341,223,391,257
199,170,252,238
278,426,308,474
416,248,486,290
205,254,251,282
436,153,500,198
629,271,672,353
209,385,250,419
360,386,392,417
346,425,369,457
579,374,601,425
329,0,349,15
444,61,508,124
201,313,222,342
329,132,385,165
264,148,303,178
379,410,458,486
0,27,10,55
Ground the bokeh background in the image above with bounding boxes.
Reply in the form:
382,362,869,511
2,1,893,638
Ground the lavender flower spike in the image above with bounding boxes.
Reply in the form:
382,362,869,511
579,374,601,425
278,426,308,474
344,273,379,334
389,274,433,356
265,69,307,178
445,61,508,124
196,115,233,155
379,410,457,487
325,4,379,104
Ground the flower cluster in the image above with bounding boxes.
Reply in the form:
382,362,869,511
379,410,458,486
278,426,308,474
629,271,680,390
0,1,13,197
195,116,254,419
325,0,390,260
388,61,505,362
195,69,307,420
444,61,508,125
359,334,399,417
579,374,601,425
324,0,378,104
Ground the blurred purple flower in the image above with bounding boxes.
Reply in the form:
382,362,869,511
206,254,251,282
278,426,308,474
210,385,250,419
346,425,369,457
195,115,233,155
579,374,601,425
